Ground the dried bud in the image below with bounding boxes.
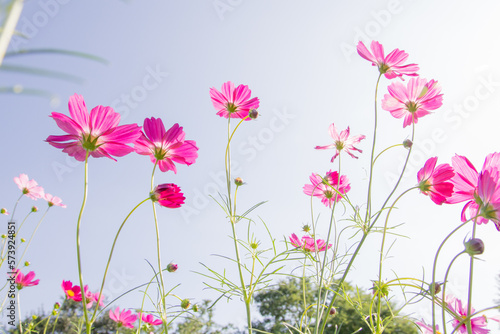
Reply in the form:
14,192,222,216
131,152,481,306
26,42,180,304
31,206,38,213
234,177,244,186
403,139,413,149
166,263,178,273
329,307,337,316
248,109,259,119
181,299,191,310
464,238,484,255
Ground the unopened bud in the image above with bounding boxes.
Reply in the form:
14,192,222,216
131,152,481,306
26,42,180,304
250,242,259,250
1,234,6,239
54,302,61,309
234,177,244,186
181,299,191,309
0,208,8,215
329,307,337,316
24,261,30,267
302,225,311,233
31,206,38,213
429,282,441,295
249,109,259,119
166,263,178,273
464,238,484,255
32,315,37,320
52,310,58,316
21,238,26,243
403,139,413,149
192,304,199,312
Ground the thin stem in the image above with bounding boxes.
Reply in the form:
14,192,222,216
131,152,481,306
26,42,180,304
17,292,23,333
17,207,50,265
0,0,24,66
441,251,466,334
466,221,477,334
10,194,24,225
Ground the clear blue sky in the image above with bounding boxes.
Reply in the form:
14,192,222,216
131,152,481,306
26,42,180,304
2,0,500,329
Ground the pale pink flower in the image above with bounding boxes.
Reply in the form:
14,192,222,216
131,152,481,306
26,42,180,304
140,313,163,326
289,233,331,252
315,123,365,162
44,193,66,208
382,77,443,128
134,117,198,173
12,269,39,289
357,41,419,79
210,81,260,120
303,170,351,208
46,94,142,161
109,307,137,329
415,320,441,334
447,296,492,334
62,280,82,301
417,157,454,205
84,287,104,308
151,184,185,208
14,174,44,200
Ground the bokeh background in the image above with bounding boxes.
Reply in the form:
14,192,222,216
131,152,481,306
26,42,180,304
1,0,500,329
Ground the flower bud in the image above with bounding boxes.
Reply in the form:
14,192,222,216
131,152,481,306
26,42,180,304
21,238,26,243
24,261,30,267
429,282,441,295
302,225,311,233
54,302,61,309
31,206,38,213
234,177,244,186
32,315,38,320
1,234,6,239
0,208,8,215
248,109,259,119
52,310,58,316
250,242,259,250
166,263,178,273
403,139,413,149
329,307,337,316
192,304,199,312
464,238,484,255
181,299,191,310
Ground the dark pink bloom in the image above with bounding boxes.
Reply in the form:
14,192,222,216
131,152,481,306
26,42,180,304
134,117,198,173
303,170,351,208
12,269,39,289
415,320,441,334
357,41,419,79
447,296,493,334
151,184,185,208
46,94,142,161
62,280,82,301
140,313,163,326
315,123,365,162
381,77,443,128
44,193,66,208
417,157,454,205
210,81,260,121
289,233,331,252
109,307,137,329
14,174,44,200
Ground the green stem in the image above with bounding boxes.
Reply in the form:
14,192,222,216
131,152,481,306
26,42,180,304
18,208,50,265
466,221,477,334
0,0,24,66
441,251,466,334
17,292,23,333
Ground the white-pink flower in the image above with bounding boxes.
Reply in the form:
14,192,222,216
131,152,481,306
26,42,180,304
315,123,365,162
14,174,44,200
44,193,66,208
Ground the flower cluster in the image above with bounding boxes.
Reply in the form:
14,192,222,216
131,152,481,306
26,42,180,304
61,280,103,308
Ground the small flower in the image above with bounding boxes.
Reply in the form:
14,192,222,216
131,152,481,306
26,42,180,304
415,320,441,334
166,263,178,273
382,77,443,128
134,117,198,173
151,184,185,208
14,174,44,200
140,313,163,326
109,307,137,329
315,123,365,162
303,170,351,208
46,94,142,161
31,206,38,213
62,280,82,301
357,41,419,79
1,208,9,215
210,81,260,121
417,157,454,205
181,299,191,309
12,269,39,289
289,233,332,252
464,238,484,256
44,193,66,208
234,177,244,186
447,296,492,334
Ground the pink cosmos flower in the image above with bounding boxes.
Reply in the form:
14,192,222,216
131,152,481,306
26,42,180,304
381,77,443,128
289,233,332,252
417,157,454,205
315,123,365,162
357,41,419,79
448,153,500,229
447,296,494,334
62,280,82,301
151,184,185,208
44,193,66,208
303,170,351,208
210,81,260,121
109,307,137,329
84,287,104,308
14,174,44,200
140,313,163,326
415,320,441,334
46,94,142,161
12,269,39,289
134,117,198,173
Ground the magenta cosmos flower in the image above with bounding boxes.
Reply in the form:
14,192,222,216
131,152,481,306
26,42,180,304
46,94,142,161
134,117,198,173
417,157,454,205
109,307,137,329
315,123,365,162
415,320,441,334
44,193,66,208
381,77,443,128
448,153,500,229
14,174,44,200
151,183,185,208
289,233,331,252
210,81,260,121
357,41,419,79
303,170,351,208
12,269,39,289
140,313,163,326
62,280,82,301
447,296,497,334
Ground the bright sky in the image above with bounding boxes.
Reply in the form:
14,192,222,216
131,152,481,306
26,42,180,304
2,0,500,330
